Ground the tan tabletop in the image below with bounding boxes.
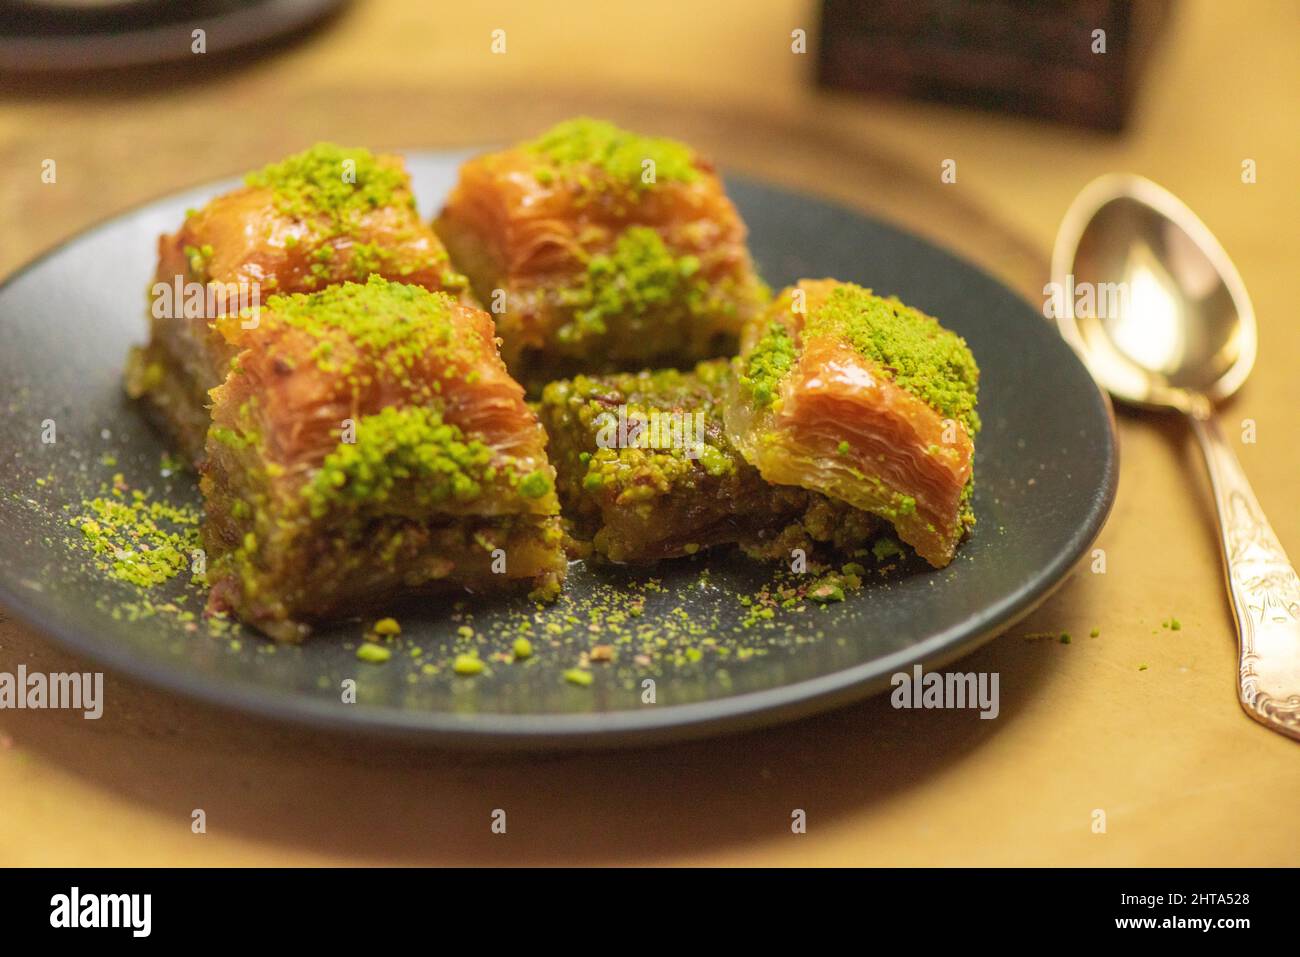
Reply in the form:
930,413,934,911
1,0,1297,866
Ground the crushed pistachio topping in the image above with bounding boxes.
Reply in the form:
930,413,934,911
556,227,709,345
255,276,465,381
517,470,553,499
302,405,494,518
740,320,796,407
522,117,700,191
238,144,462,292
184,243,215,277
245,142,412,224
809,283,980,434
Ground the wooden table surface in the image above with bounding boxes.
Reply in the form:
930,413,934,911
1,0,1297,866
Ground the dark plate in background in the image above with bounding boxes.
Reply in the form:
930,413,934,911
0,0,347,71
0,151,1117,748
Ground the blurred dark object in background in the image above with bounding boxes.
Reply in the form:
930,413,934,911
817,0,1173,131
0,0,345,72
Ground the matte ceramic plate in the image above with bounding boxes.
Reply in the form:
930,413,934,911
0,0,346,72
0,151,1117,748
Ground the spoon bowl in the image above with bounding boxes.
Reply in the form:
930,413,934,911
1052,174,1256,414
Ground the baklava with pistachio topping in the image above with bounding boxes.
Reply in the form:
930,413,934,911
538,359,879,563
126,143,472,461
434,118,770,389
200,277,564,641
725,280,980,568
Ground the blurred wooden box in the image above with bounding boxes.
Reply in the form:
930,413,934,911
816,0,1173,131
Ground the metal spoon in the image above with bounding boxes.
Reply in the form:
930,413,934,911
1053,173,1300,742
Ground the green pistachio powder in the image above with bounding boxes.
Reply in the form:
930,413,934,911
352,558,895,678
522,117,700,192
556,227,711,345
244,143,412,224
237,143,465,291
60,469,237,635
71,481,202,590
304,405,551,519
70,127,993,683
742,283,980,436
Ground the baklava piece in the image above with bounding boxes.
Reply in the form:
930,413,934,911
538,359,879,563
725,280,980,568
434,118,769,388
126,143,471,461
200,277,564,641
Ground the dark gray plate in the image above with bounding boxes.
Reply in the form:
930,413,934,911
0,152,1117,748
0,0,347,72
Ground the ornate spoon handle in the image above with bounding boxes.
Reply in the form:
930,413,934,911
1190,406,1300,741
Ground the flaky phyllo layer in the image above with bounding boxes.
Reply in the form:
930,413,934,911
200,277,564,640
434,118,770,388
725,280,980,568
